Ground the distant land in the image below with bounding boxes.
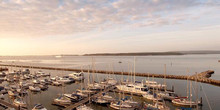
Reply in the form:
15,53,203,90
83,50,220,56
1,50,220,57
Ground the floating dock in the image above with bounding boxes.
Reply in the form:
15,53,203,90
0,64,219,86
0,99,19,110
64,86,116,110
0,67,8,72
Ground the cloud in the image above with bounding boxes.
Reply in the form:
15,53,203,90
0,0,219,37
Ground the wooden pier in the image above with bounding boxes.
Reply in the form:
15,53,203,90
64,86,116,110
0,67,8,72
0,64,220,86
0,99,19,110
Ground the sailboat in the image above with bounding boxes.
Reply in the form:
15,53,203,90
117,58,149,95
32,104,47,110
29,85,41,92
53,95,72,105
142,101,170,110
110,100,134,110
172,72,201,108
157,64,178,100
92,96,110,105
76,105,93,110
13,97,27,108
69,72,85,81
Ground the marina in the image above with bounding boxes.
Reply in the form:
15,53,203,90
0,55,219,110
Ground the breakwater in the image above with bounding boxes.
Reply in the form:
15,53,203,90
0,64,219,86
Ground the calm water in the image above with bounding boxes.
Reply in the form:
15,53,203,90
0,54,220,110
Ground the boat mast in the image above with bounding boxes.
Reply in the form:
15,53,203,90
88,66,91,104
187,69,189,99
133,57,136,83
190,80,192,107
164,64,167,91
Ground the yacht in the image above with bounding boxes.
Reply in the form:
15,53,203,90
101,78,117,86
22,69,30,74
54,95,71,105
116,83,148,95
76,88,96,95
92,97,110,105
0,72,6,77
157,91,178,100
142,102,170,110
33,79,41,84
38,84,48,90
88,83,105,91
122,96,139,107
57,77,72,84
63,93,83,102
99,92,115,101
142,91,163,102
76,105,93,110
145,81,167,89
8,90,18,97
110,101,134,110
69,72,85,81
13,98,27,108
32,104,47,110
29,86,41,92
52,81,62,86
172,98,199,107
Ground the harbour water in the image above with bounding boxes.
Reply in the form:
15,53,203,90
0,54,220,110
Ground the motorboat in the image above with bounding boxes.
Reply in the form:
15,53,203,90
13,98,27,108
122,96,139,107
68,72,85,81
54,95,71,105
0,72,6,77
145,81,166,89
38,84,48,90
142,92,163,102
76,105,93,110
98,92,115,101
110,101,134,110
50,76,60,81
157,91,178,100
142,102,170,110
57,77,72,84
52,81,62,86
8,90,18,97
92,97,110,105
19,82,32,89
172,97,199,107
32,104,47,110
63,93,83,102
116,83,148,95
76,88,96,95
22,69,30,74
16,88,28,95
33,79,41,84
0,94,4,99
29,86,41,92
88,83,104,91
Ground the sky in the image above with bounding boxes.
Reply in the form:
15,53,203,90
0,0,220,56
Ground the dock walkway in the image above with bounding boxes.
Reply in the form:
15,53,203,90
64,86,116,110
0,99,19,110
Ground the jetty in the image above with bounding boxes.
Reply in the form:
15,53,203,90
0,64,220,86
0,99,19,110
0,67,8,72
64,86,116,110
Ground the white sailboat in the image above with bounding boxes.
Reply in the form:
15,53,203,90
69,72,85,81
32,104,47,110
